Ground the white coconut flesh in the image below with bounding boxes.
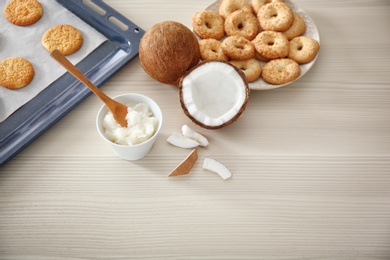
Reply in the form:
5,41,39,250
180,61,249,129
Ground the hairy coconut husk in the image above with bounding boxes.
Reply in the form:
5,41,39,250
139,21,200,86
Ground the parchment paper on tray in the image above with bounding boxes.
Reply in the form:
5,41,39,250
0,0,107,122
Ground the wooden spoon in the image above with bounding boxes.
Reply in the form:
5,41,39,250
50,49,128,127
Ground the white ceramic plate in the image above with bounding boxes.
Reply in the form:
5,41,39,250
204,0,320,90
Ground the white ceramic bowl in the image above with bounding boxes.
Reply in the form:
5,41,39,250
96,93,163,161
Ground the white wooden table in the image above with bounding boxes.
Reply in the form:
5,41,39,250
1,0,390,259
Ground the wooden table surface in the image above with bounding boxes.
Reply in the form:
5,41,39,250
1,0,390,259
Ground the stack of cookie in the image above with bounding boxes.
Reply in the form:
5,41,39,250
192,0,320,85
1,0,83,90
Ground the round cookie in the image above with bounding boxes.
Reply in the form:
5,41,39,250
42,24,83,55
257,2,293,32
4,0,43,26
0,57,35,89
288,36,320,64
262,58,300,85
254,51,270,62
251,0,284,15
221,35,255,60
199,39,229,61
219,0,252,19
252,31,289,60
283,13,306,40
224,10,259,40
192,10,225,40
230,58,262,82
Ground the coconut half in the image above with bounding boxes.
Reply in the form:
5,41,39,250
179,60,250,129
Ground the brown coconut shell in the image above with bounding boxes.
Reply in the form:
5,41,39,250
168,148,198,177
139,21,201,86
178,60,250,130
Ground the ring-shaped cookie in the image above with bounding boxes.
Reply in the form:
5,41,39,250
199,39,229,61
258,2,293,32
251,0,285,15
219,0,252,19
288,36,320,64
221,35,255,60
262,58,300,85
283,13,306,40
192,10,225,40
252,31,289,59
224,10,259,40
230,58,262,82
254,51,270,62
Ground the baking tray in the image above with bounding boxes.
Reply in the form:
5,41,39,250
0,0,144,166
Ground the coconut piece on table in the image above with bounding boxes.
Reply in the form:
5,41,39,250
179,60,249,130
167,132,200,149
182,124,209,147
168,148,198,177
203,157,232,180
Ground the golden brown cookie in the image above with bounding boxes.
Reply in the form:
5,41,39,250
288,36,320,64
257,2,293,32
252,31,289,60
192,10,225,40
219,0,252,19
283,13,307,40
199,39,229,61
221,35,255,60
254,51,270,62
230,58,262,82
0,57,35,89
251,0,284,15
42,24,83,55
4,0,43,26
262,58,300,85
224,10,259,41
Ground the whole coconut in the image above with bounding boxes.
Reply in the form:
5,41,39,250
139,21,201,86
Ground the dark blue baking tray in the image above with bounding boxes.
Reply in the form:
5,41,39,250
0,0,144,166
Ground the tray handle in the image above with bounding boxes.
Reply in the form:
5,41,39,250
56,0,144,50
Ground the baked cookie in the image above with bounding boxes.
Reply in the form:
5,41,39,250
283,13,306,40
230,58,262,82
252,31,289,60
288,36,320,64
254,51,270,62
4,0,43,26
221,35,255,60
219,0,252,19
199,39,229,61
262,58,300,85
257,2,293,32
42,24,83,55
0,57,35,89
192,10,225,40
252,0,284,15
224,10,259,41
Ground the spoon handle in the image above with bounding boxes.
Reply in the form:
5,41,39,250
50,50,111,104
50,49,129,127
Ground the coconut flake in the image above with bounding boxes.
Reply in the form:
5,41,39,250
167,132,200,149
181,124,209,147
203,158,232,180
168,149,198,177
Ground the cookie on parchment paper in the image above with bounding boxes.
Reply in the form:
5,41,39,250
42,24,83,55
4,0,43,26
0,57,35,89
